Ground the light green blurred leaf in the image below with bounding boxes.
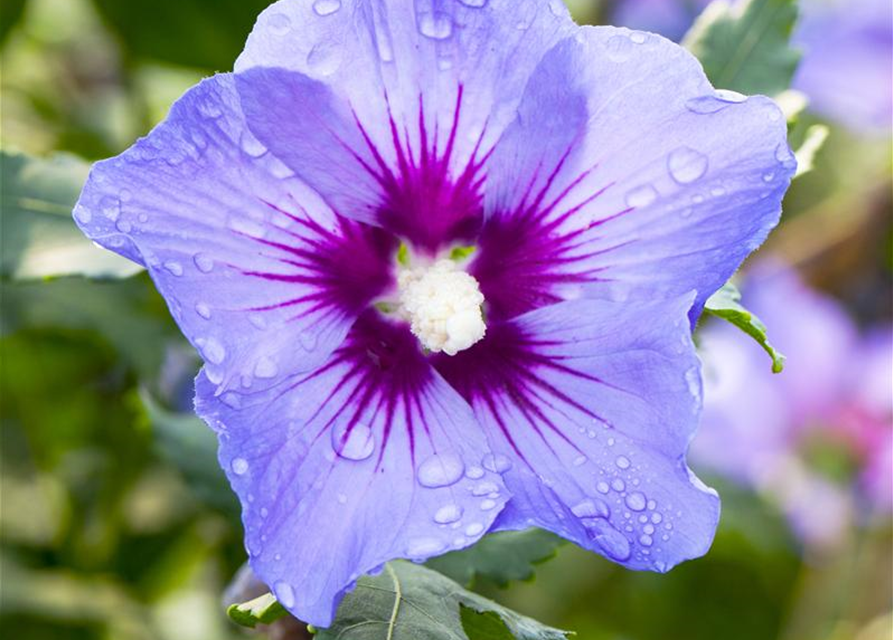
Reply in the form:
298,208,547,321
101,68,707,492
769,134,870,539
0,150,141,280
793,124,829,179
683,0,800,96
427,529,565,588
704,282,786,373
460,606,517,640
227,593,287,629
0,0,27,43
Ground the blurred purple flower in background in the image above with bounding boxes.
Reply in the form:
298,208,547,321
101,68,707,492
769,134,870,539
694,262,893,547
610,0,893,132
74,0,794,625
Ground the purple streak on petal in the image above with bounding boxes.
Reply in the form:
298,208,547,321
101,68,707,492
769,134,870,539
73,74,388,394
479,30,794,322
195,311,507,626
435,294,720,572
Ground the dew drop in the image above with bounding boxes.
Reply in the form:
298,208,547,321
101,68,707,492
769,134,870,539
193,253,214,273
407,537,446,558
267,12,292,35
116,220,132,233
762,172,775,182
472,481,499,496
775,142,796,169
629,31,648,44
458,0,488,6
596,481,610,494
307,43,343,75
418,12,452,40
573,455,588,467
647,499,657,510
639,533,654,547
667,147,708,184
312,0,341,16
240,132,267,158
231,458,249,475
299,331,318,351
222,392,242,409
651,512,663,524
465,465,484,480
588,521,632,561
572,499,610,519
337,493,348,505
274,581,295,608
74,205,92,224
626,184,657,208
101,196,121,221
201,337,226,364
138,213,149,223
434,504,464,524
418,453,464,487
465,522,484,537
331,422,375,461
195,302,211,319
611,478,626,492
615,455,631,470
605,34,633,62
254,356,278,379
249,314,268,330
643,523,655,535
625,491,647,511
163,261,184,276
482,453,512,474
480,499,497,511
685,367,702,403
715,89,747,103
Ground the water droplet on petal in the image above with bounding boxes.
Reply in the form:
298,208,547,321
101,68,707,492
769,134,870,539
116,220,132,233
572,499,610,519
458,0,488,6
685,367,701,403
465,466,484,479
312,0,341,16
605,34,634,62
193,253,214,273
667,147,708,184
195,302,211,319
596,481,610,494
418,13,452,40
775,142,797,170
588,521,632,561
625,491,647,511
629,31,648,44
418,453,464,487
254,356,278,379
639,533,654,547
240,132,267,158
472,481,499,496
337,493,348,504
573,455,588,467
101,196,121,221
231,458,249,475
163,261,184,276
274,581,295,608
407,537,446,558
626,184,657,208
480,499,497,511
307,43,343,75
201,337,226,364
611,478,626,492
615,455,631,470
715,89,747,103
434,504,464,524
482,453,512,474
332,422,375,461
74,205,92,224
268,13,292,35
465,522,484,537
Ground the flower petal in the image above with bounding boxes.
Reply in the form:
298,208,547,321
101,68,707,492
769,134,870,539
197,311,508,626
74,75,396,392
233,0,573,250
434,294,719,572
475,28,794,321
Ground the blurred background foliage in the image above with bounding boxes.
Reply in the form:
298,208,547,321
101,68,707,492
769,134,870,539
1,1,890,639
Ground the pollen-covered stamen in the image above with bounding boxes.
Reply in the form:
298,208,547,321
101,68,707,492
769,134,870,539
398,260,486,356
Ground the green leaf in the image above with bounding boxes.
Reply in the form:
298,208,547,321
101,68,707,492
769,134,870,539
92,0,274,70
315,562,570,640
683,0,800,96
227,593,288,629
0,0,27,44
139,389,238,516
0,151,141,280
427,529,565,588
704,282,786,373
793,124,829,179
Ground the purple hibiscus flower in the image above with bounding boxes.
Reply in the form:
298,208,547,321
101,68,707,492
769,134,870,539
73,0,794,625
694,262,892,546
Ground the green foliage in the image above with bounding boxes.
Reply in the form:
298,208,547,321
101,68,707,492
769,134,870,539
227,593,287,629
92,0,273,70
704,282,786,373
0,0,27,43
1,151,141,280
428,530,565,588
460,606,517,640
683,0,800,96
316,562,569,640
793,124,830,179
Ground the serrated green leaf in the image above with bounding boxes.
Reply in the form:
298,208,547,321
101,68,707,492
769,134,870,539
427,529,565,588
460,606,516,640
0,151,141,280
683,0,800,96
704,282,786,373
227,592,288,629
315,562,570,640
